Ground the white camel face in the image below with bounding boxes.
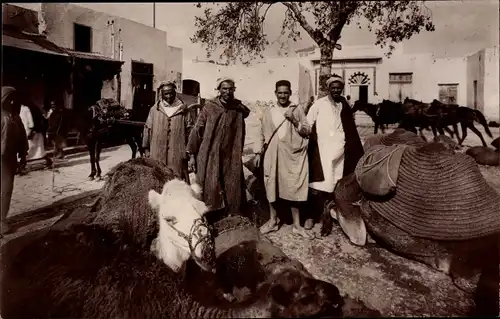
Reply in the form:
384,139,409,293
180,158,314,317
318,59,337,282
148,179,216,272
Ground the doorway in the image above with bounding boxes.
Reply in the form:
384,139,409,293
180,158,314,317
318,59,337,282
358,85,368,104
131,61,154,122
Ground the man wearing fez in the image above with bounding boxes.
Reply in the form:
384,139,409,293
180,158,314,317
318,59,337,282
305,75,364,229
256,80,313,239
186,78,250,223
142,81,195,181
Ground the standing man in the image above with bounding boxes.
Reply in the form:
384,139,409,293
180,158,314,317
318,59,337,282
305,75,364,229
18,98,52,174
46,100,66,160
18,101,34,175
142,81,195,181
186,77,250,223
1,87,28,236
257,80,313,238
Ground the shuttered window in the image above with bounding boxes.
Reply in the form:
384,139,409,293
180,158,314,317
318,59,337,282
389,73,413,84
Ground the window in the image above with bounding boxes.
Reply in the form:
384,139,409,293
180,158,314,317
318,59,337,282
438,84,458,104
389,73,413,84
74,23,92,52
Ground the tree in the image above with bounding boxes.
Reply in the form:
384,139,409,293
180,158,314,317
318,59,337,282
191,1,435,98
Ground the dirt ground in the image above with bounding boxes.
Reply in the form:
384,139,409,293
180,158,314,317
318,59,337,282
2,120,498,317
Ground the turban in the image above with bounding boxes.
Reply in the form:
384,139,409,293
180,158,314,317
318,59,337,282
158,81,177,91
216,77,235,90
326,75,345,87
275,80,291,90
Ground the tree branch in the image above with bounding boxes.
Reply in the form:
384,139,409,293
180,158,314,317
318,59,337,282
281,2,324,44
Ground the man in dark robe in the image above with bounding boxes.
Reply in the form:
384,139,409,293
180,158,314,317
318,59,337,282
186,78,250,223
305,75,364,229
143,81,195,182
1,87,28,236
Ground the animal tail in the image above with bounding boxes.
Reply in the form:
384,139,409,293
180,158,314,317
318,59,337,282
473,110,493,138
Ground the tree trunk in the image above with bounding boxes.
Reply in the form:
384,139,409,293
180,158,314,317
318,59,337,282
318,44,334,99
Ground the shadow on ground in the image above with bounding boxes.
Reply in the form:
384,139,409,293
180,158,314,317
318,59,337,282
265,223,473,316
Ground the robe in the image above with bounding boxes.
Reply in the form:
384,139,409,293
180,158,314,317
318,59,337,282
186,97,250,215
20,105,46,160
307,95,364,193
142,98,195,181
1,88,29,220
256,102,311,203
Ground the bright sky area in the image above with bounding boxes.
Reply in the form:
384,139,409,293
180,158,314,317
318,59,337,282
16,1,500,61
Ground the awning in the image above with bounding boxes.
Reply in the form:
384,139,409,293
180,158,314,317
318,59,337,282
2,27,70,57
67,49,124,64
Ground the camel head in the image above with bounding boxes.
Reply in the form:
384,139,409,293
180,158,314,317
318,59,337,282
148,179,216,273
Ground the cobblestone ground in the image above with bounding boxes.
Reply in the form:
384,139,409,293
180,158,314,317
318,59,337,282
8,145,132,218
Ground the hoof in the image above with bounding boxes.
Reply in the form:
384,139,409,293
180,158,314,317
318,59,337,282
88,176,95,181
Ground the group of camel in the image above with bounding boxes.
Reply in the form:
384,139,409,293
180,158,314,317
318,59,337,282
1,158,380,318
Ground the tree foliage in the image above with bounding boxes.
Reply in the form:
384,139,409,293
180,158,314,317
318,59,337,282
191,1,435,64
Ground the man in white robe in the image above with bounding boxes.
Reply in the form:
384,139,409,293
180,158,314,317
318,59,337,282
256,80,312,239
305,75,364,229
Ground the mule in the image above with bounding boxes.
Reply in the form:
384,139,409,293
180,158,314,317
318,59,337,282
429,100,493,147
401,98,456,140
60,99,146,181
352,100,403,134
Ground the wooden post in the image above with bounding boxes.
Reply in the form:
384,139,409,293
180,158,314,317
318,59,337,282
153,3,156,28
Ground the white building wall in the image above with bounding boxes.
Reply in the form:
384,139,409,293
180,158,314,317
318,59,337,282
166,46,183,91
374,54,467,105
40,3,174,109
183,58,305,104
483,47,499,121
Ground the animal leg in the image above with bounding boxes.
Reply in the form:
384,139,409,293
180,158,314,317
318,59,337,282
128,135,137,159
431,125,439,138
95,141,102,180
451,123,461,142
374,123,379,135
88,140,96,180
443,126,454,138
459,122,468,145
468,124,488,147
135,131,145,157
418,127,428,142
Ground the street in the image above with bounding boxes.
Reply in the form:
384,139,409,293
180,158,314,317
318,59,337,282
8,145,132,219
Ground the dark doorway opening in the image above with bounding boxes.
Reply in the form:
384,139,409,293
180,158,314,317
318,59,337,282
131,61,154,122
359,85,368,104
74,23,92,53
182,79,200,96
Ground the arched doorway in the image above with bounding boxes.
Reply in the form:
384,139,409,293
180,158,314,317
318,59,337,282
348,71,370,104
182,79,200,96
